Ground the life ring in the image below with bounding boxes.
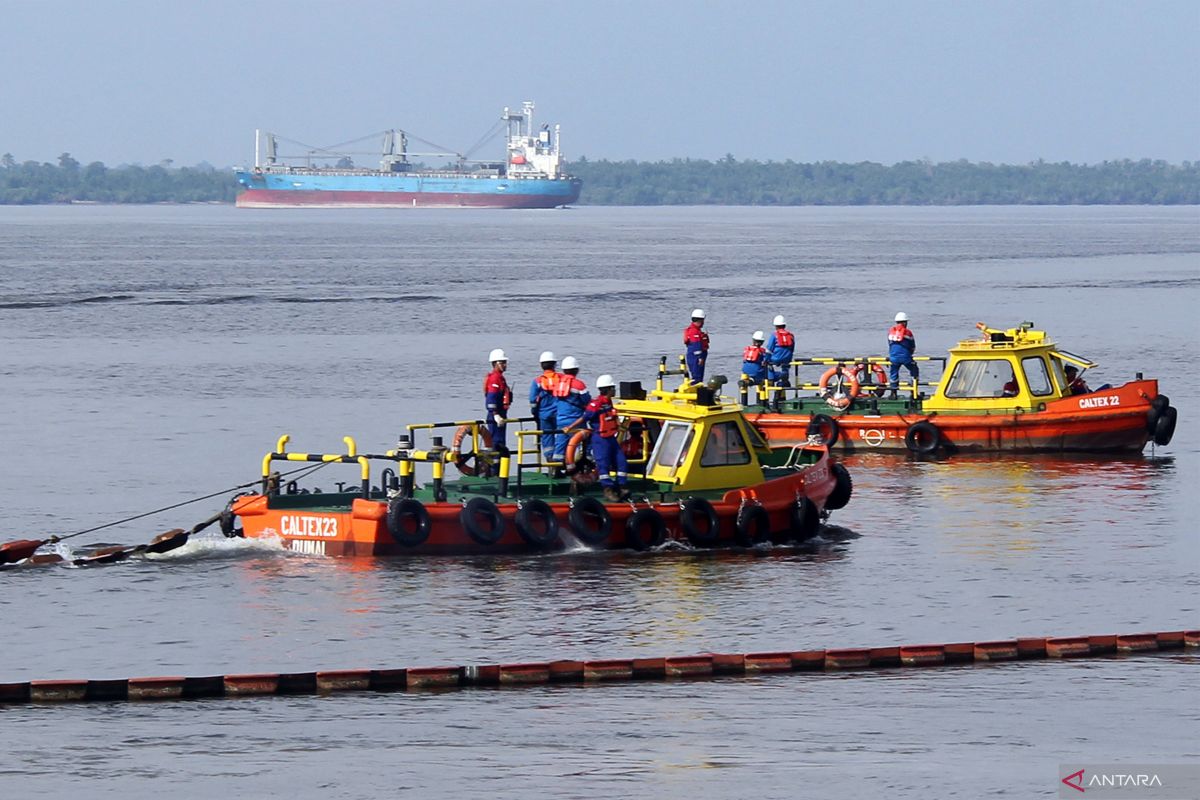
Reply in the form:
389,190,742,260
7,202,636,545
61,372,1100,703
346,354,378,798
564,429,591,466
806,413,841,447
515,498,560,548
452,424,494,477
625,507,666,551
567,496,612,545
564,430,599,485
825,462,853,510
818,366,860,409
1153,406,1177,446
460,496,505,545
854,363,890,397
735,503,771,546
680,497,720,546
790,496,820,542
386,497,432,547
904,420,942,455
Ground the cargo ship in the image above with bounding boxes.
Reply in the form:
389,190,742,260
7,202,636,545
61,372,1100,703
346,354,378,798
234,101,581,209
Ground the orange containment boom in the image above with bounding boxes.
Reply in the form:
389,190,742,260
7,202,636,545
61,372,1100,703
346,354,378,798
1,630,1195,705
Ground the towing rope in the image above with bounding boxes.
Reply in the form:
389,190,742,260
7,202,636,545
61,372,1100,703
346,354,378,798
0,462,331,566
2,630,1194,704
51,461,328,543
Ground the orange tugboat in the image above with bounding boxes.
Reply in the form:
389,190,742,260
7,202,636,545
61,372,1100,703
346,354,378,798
227,376,851,556
744,322,1176,455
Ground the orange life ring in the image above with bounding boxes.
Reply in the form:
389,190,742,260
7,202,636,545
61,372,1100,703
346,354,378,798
818,366,860,409
452,424,494,476
564,429,591,467
853,363,889,387
564,430,598,485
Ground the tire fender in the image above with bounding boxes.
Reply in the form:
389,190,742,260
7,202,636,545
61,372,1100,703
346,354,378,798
386,497,432,547
904,420,942,455
680,497,720,546
515,498,560,548
460,496,506,545
625,507,666,551
567,496,613,545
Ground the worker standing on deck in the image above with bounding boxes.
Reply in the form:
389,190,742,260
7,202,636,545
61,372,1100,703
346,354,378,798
764,314,795,386
887,312,919,398
552,356,591,465
564,374,628,502
741,331,768,386
484,349,512,453
684,309,710,383
529,351,559,462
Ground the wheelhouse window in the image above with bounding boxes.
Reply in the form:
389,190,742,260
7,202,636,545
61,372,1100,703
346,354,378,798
1022,356,1053,396
700,421,751,467
649,421,694,473
944,359,1018,398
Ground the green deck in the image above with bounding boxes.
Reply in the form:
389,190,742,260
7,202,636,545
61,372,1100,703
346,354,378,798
263,446,822,510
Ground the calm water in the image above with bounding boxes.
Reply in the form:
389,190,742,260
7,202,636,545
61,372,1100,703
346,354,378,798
0,205,1197,798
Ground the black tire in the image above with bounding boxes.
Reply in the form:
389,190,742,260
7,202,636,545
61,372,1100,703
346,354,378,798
825,463,853,511
219,507,239,538
1153,406,1177,446
386,498,432,547
790,496,821,542
680,497,720,546
736,504,772,546
806,413,840,447
515,499,560,549
460,496,505,545
219,493,252,538
904,421,942,455
625,508,666,551
567,496,613,545
1147,395,1170,433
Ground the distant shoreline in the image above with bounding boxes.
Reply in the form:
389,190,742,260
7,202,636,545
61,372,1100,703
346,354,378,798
2,156,1197,206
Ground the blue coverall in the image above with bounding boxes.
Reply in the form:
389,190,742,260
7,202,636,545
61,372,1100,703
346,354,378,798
764,330,795,386
529,370,558,460
553,375,591,462
581,396,627,490
887,324,919,391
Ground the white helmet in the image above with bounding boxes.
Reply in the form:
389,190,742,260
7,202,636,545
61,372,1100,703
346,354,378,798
561,356,579,371
895,312,909,323
596,374,616,389
752,330,765,341
691,309,706,319
773,314,787,326
539,350,556,364
488,348,507,362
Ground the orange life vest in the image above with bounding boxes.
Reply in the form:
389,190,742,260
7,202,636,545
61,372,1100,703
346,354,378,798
587,397,619,438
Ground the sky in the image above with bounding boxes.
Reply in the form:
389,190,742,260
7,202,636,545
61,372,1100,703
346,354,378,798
0,0,1196,168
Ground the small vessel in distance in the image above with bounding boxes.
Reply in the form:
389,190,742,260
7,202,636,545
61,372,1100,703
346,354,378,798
234,101,582,209
746,321,1176,455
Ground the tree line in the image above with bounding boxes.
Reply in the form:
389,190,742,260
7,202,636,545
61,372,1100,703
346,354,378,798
1,151,1196,205
568,156,1200,205
0,153,237,203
